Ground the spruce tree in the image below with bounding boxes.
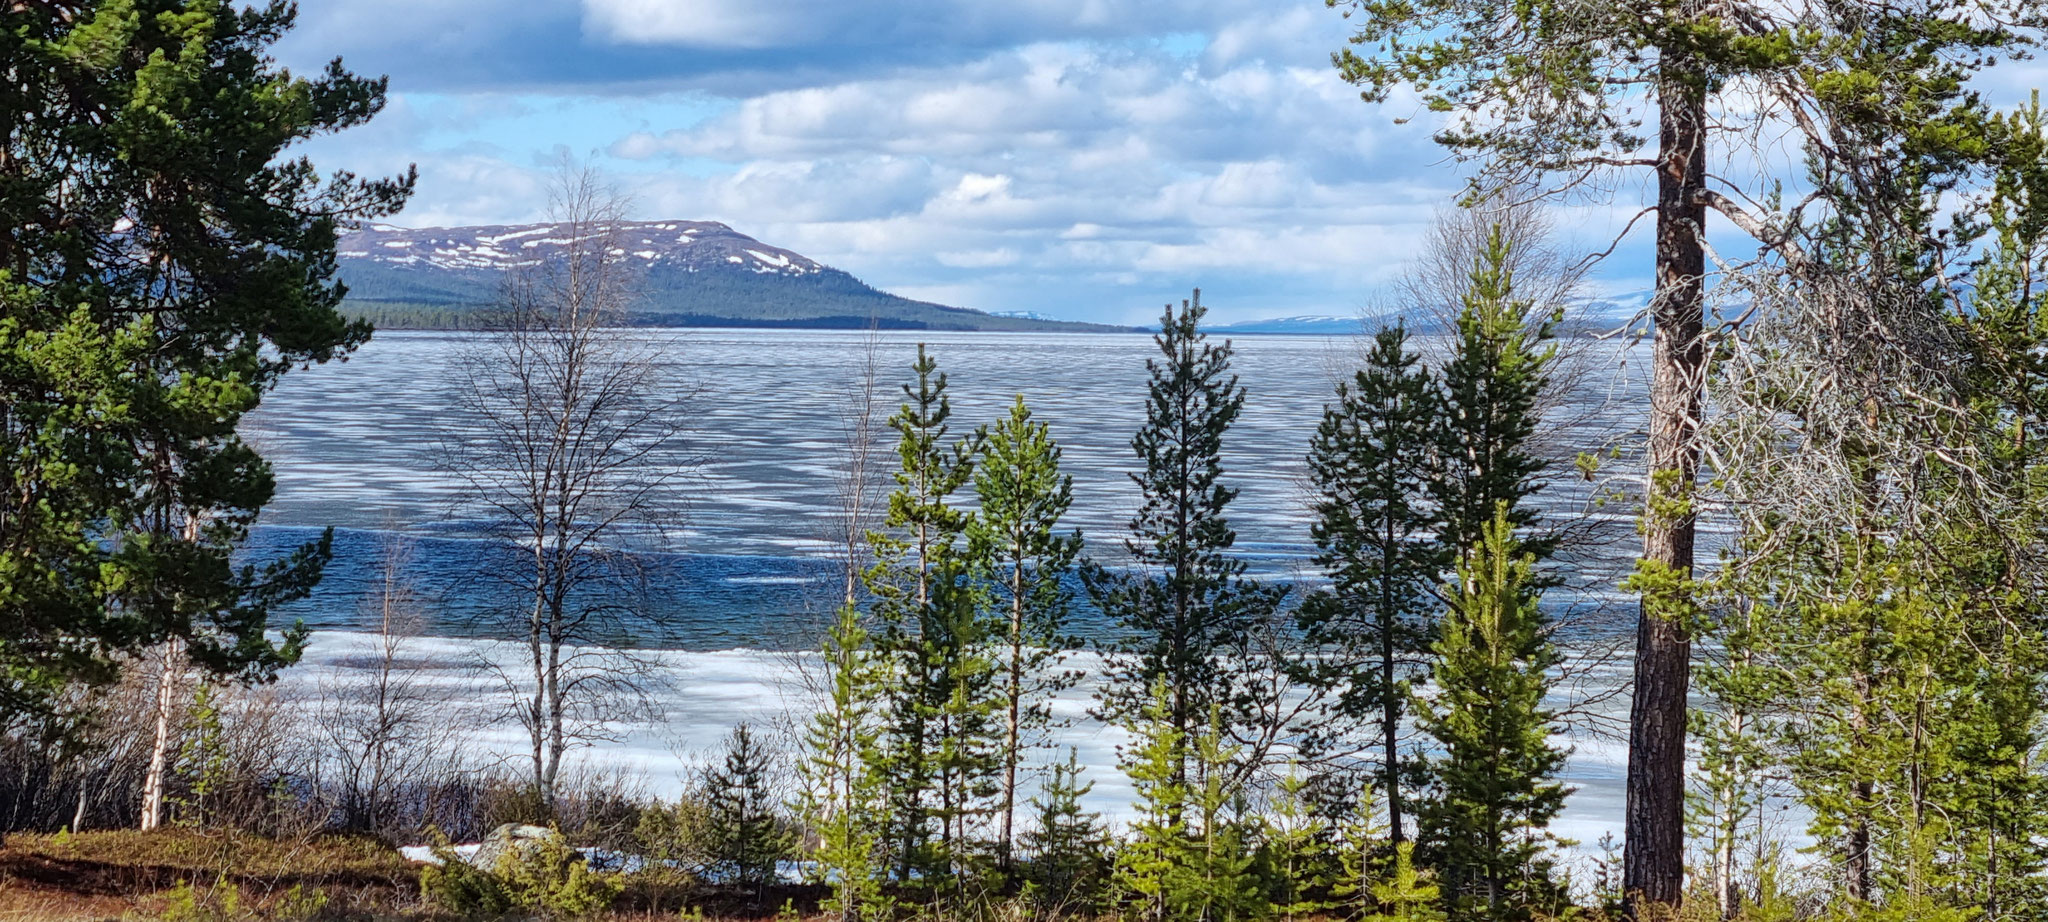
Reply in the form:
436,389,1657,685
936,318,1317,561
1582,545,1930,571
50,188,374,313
967,395,1083,870
1299,322,1442,843
1431,226,1557,568
1021,749,1110,917
702,722,794,895
1084,290,1287,786
1414,509,1568,920
866,344,998,894
0,0,412,723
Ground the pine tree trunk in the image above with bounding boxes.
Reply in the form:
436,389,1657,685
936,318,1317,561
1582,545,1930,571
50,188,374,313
1624,31,1707,917
1381,513,1405,844
1001,553,1025,871
139,640,183,831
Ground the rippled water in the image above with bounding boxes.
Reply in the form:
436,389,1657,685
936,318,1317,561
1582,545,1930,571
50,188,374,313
248,328,1656,649
248,327,1671,853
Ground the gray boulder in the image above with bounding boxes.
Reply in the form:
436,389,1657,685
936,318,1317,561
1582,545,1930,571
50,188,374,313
469,823,559,869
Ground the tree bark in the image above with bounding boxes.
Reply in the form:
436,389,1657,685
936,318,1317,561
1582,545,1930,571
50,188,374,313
1000,552,1025,871
1382,510,1405,844
1623,36,1707,918
139,641,183,831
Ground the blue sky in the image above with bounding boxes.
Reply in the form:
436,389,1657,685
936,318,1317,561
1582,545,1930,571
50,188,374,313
273,1,2041,326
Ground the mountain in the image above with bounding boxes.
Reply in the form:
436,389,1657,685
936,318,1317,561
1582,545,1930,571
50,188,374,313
1206,315,1369,335
335,221,1131,332
1198,295,1659,336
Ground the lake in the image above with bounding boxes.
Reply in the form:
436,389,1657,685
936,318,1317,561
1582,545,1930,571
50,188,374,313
248,327,1673,860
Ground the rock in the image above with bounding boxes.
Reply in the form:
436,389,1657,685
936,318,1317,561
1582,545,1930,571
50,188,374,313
469,823,558,870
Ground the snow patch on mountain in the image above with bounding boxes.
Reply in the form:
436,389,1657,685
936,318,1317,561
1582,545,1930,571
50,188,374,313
339,220,826,278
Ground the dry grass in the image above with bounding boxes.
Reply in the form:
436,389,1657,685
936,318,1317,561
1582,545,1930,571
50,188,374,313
0,828,417,921
0,829,821,922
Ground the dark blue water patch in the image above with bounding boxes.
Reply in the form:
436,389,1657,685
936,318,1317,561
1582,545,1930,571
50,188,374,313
243,525,844,651
241,525,1634,654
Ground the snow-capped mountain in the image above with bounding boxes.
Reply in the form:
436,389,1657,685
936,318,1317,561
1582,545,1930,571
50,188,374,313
339,220,828,278
335,221,1128,332
1206,315,1367,334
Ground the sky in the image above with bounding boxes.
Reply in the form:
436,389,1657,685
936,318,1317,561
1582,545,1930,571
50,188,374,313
272,1,2042,326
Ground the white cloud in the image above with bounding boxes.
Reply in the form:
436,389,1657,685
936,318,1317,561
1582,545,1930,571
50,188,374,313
295,0,1668,322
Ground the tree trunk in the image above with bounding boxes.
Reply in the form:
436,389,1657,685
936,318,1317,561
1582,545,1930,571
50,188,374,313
1624,35,1707,918
139,641,184,831
1382,517,1405,844
1001,553,1024,870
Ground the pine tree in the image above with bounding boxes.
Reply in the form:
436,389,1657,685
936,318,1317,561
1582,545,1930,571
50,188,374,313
0,0,411,726
1367,844,1447,922
1298,322,1442,843
1083,290,1288,788
1431,227,1557,568
1022,749,1110,917
703,722,794,895
1117,681,1192,922
1414,508,1568,920
967,395,1084,870
1330,778,1388,919
1697,108,2048,916
1180,712,1266,922
796,604,891,922
866,344,999,895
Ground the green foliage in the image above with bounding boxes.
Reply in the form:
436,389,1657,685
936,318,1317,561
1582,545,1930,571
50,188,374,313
1325,0,2034,193
1117,682,1190,922
170,684,231,828
273,883,329,922
1366,844,1446,922
866,343,1001,897
420,834,515,918
700,722,794,890
1083,290,1288,782
1297,321,1442,839
1414,508,1568,920
795,603,892,922
158,878,325,922
0,0,412,722
420,827,622,920
1022,749,1112,917
1261,765,1336,922
496,831,624,920
633,795,710,870
1115,683,1268,922
1180,718,1266,922
1331,779,1389,919
159,878,246,922
1430,225,1557,568
968,394,1085,867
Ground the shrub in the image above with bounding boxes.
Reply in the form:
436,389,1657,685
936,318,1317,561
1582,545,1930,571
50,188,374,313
158,878,246,922
418,825,623,920
497,830,625,919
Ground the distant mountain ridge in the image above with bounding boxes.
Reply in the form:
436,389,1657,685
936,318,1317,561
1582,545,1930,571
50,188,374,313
336,220,1131,332
1198,296,1655,336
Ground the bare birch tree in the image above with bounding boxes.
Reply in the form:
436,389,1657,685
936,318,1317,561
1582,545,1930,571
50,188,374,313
440,159,686,813
312,534,467,834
